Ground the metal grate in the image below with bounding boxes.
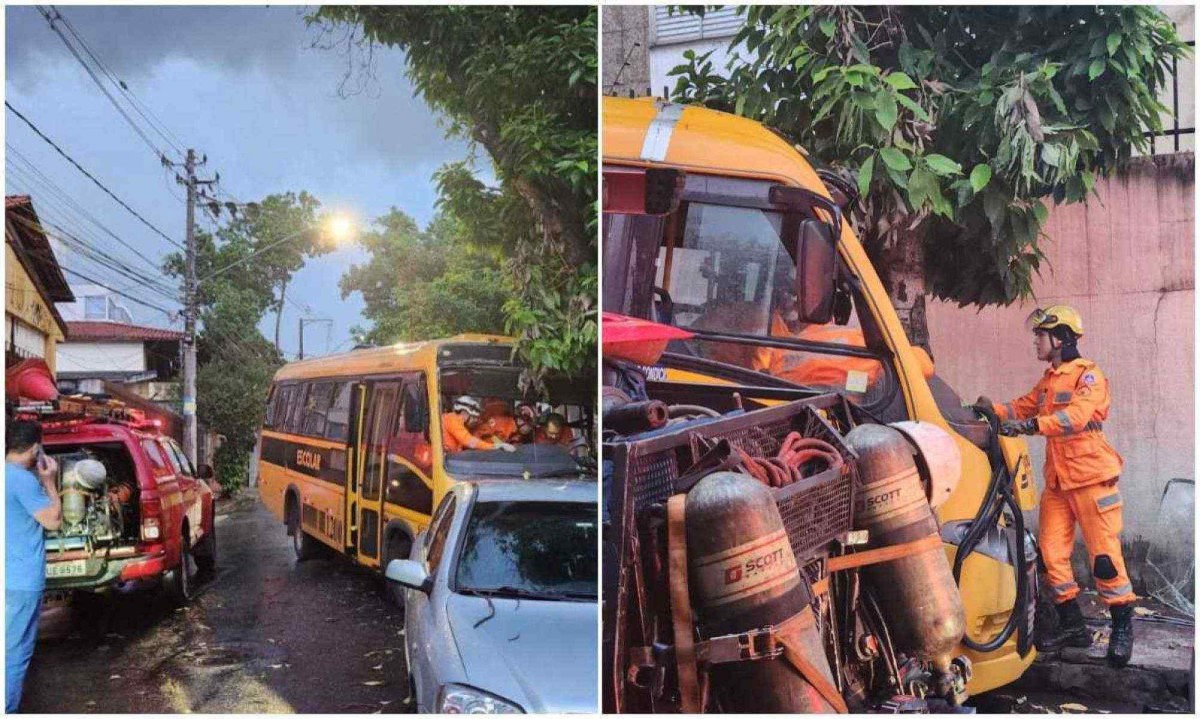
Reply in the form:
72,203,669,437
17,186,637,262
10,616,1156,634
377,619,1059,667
618,397,857,562
630,449,679,507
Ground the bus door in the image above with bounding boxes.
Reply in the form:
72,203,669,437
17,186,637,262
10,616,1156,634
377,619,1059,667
355,380,400,567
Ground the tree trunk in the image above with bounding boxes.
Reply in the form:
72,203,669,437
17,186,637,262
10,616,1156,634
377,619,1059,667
878,226,931,353
274,277,289,353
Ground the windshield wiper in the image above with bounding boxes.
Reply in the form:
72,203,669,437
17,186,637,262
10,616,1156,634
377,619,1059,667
460,585,592,602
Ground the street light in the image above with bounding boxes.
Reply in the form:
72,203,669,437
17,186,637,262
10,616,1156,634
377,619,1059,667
196,212,356,286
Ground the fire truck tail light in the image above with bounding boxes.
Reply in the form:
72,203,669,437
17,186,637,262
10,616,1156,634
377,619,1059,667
142,517,161,541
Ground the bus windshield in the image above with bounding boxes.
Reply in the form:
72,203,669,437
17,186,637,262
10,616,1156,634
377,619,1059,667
604,198,891,404
438,364,593,477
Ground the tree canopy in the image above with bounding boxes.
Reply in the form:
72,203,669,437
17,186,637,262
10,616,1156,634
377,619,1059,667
339,209,510,345
668,6,1189,344
163,191,329,490
312,6,597,386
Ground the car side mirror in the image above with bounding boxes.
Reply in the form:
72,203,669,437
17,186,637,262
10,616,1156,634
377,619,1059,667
793,218,837,324
386,559,432,594
196,463,215,480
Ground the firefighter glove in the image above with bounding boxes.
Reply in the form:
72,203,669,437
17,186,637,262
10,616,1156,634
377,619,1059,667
1000,418,1038,436
494,440,517,453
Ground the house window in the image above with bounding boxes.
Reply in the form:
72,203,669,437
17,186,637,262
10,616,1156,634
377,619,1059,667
84,296,107,320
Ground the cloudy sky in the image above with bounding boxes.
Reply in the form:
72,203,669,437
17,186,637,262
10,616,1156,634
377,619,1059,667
6,5,482,357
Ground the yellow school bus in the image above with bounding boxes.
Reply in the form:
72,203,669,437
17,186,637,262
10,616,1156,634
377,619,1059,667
602,97,1039,697
257,334,593,576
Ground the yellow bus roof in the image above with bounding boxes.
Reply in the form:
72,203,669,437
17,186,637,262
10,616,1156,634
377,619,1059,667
272,333,514,382
603,96,830,197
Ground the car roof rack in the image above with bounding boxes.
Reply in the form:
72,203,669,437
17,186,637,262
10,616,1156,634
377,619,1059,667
13,394,157,432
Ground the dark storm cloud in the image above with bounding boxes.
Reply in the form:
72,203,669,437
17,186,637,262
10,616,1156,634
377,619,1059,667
5,5,465,171
6,5,313,83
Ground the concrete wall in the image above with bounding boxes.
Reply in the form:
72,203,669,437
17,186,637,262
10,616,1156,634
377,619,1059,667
602,6,651,97
58,341,146,374
927,154,1195,560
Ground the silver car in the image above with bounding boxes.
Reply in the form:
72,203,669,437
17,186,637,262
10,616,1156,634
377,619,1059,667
386,479,598,713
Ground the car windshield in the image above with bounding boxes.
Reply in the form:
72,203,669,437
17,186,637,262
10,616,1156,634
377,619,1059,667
439,365,593,477
454,500,597,601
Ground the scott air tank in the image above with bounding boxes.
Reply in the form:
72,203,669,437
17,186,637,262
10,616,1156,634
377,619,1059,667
685,471,837,713
844,424,965,676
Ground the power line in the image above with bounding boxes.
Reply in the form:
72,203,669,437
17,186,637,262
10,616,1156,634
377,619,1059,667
35,5,175,163
5,148,170,273
57,265,177,316
3,171,177,294
7,212,180,304
49,5,187,155
5,101,184,250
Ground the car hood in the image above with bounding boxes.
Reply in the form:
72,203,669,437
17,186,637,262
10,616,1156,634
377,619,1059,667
445,592,598,713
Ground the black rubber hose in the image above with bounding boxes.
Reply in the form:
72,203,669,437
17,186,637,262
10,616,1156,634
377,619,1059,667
952,405,1028,653
960,487,1027,653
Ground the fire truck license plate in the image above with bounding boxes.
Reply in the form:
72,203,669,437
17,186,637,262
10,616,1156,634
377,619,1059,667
46,559,88,579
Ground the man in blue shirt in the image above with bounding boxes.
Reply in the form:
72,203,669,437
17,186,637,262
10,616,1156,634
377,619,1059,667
6,420,60,712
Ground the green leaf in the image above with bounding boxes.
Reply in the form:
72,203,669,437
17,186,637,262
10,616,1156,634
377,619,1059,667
874,93,898,131
884,72,918,91
1106,32,1121,56
819,17,835,38
1040,144,1061,168
1032,201,1049,226
969,164,992,193
880,147,912,172
857,154,875,198
1088,59,1106,81
923,154,963,177
895,93,930,121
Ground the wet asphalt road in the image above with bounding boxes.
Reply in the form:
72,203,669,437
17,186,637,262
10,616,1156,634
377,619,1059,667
22,494,413,714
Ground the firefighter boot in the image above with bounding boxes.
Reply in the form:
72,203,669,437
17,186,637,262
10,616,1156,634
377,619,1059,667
1107,603,1134,668
1036,599,1092,651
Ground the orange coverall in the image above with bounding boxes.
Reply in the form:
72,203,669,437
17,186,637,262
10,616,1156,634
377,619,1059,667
752,314,884,390
442,413,492,453
474,414,518,443
993,358,1132,607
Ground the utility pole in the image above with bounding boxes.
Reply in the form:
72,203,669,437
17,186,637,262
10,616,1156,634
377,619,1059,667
179,148,216,466
298,318,332,360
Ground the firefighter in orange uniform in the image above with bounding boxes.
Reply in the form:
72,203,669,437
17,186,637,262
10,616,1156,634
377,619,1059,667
443,396,515,453
974,306,1133,667
474,398,518,444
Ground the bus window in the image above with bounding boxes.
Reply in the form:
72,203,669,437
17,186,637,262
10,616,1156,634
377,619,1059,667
280,383,309,435
363,382,400,505
301,382,336,437
325,382,353,442
384,374,434,515
263,384,278,428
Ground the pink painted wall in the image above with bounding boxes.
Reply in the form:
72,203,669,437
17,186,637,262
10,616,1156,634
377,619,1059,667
927,153,1195,546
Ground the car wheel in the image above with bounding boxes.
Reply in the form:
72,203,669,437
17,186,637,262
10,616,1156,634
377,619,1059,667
384,534,412,607
166,527,196,606
288,499,320,561
195,519,217,574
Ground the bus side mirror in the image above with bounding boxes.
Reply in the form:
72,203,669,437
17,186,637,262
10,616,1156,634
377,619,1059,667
793,219,837,324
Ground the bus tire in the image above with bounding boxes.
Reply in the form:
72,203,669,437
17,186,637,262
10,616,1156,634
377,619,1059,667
384,532,413,607
287,495,320,562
